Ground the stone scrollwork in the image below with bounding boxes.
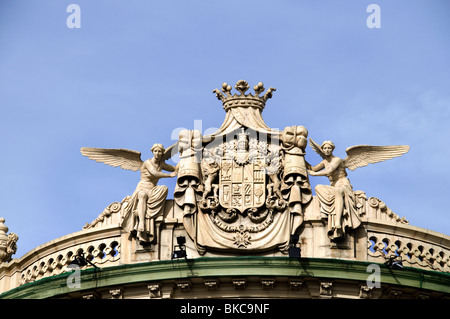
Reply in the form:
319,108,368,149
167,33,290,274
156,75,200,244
367,197,408,224
83,201,123,230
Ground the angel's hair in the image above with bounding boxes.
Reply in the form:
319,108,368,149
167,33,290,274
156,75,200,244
321,141,335,150
151,143,165,152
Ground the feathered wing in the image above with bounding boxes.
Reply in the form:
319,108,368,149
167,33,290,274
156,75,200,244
343,145,410,171
162,141,179,161
80,147,143,171
309,138,326,159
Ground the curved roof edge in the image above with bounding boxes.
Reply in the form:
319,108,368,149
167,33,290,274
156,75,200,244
1,256,449,299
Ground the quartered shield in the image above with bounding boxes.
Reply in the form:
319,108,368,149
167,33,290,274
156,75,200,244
219,156,266,213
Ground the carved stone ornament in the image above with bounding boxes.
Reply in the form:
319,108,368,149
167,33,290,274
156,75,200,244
0,218,18,263
289,280,303,290
174,81,313,255
109,288,122,299
232,279,247,289
148,283,161,298
83,201,122,230
80,79,410,254
359,285,374,299
308,138,409,241
176,281,192,292
320,282,333,296
81,143,178,243
204,279,219,290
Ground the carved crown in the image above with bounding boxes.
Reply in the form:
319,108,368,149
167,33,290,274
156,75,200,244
213,80,276,111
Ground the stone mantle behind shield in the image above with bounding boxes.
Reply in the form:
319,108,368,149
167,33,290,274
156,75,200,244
0,195,449,298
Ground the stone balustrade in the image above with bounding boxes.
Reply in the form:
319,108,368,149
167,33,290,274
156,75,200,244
0,224,121,293
367,222,450,273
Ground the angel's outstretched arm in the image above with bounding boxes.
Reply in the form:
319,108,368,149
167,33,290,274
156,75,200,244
144,161,176,178
161,161,177,172
309,158,342,176
307,160,325,172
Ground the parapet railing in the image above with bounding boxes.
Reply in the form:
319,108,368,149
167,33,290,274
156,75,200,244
357,193,450,273
0,225,121,293
366,220,450,273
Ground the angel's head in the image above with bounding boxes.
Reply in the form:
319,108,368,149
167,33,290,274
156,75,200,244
151,143,165,160
321,141,335,156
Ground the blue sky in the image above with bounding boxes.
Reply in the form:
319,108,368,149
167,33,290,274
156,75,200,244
0,0,449,258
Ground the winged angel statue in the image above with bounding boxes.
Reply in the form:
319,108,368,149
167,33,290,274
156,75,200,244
81,143,178,243
307,138,409,240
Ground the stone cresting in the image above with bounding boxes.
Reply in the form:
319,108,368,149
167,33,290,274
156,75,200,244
0,80,448,299
83,201,123,229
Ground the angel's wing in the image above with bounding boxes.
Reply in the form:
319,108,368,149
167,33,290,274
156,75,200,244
343,145,409,171
162,141,179,161
80,147,143,171
309,138,326,159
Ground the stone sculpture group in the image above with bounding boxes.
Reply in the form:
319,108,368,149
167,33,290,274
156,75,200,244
81,80,409,255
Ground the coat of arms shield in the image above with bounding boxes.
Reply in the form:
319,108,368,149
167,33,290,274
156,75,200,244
219,156,266,213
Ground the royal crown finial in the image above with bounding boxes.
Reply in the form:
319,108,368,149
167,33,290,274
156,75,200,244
235,80,250,95
213,80,276,111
